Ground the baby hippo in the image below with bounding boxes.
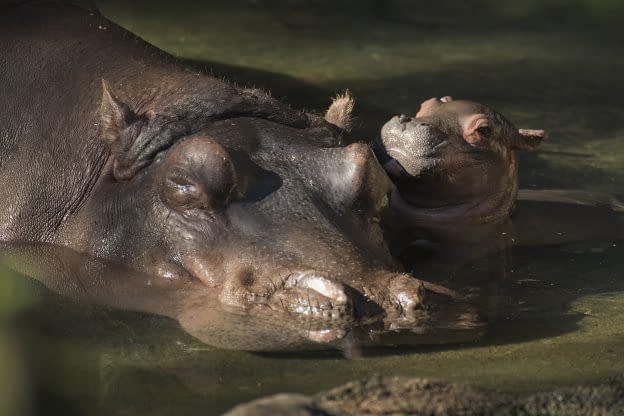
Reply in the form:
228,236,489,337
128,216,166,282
373,96,545,227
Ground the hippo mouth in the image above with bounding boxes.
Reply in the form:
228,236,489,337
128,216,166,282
263,270,480,342
180,250,479,345
373,137,445,179
386,146,447,165
279,271,353,320
215,269,356,322
374,113,457,178
182,255,481,346
226,267,470,319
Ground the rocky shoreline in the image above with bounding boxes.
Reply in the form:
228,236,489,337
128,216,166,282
225,375,624,415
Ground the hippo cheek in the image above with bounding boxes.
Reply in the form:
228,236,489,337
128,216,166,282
181,253,225,288
150,261,194,281
139,247,196,282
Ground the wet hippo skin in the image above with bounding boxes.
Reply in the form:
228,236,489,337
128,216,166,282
0,2,478,348
374,96,545,226
374,96,623,279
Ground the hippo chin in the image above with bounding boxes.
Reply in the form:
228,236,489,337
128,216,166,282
0,2,474,347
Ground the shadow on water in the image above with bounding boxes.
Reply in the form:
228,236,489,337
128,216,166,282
179,55,624,191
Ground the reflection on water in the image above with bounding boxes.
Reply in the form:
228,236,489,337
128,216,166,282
2,0,624,414
2,214,622,414
0,243,484,352
0,268,32,416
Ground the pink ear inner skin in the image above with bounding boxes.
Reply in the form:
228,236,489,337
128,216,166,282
518,128,546,138
462,114,488,145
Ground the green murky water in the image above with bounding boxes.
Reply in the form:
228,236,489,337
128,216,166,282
2,1,623,415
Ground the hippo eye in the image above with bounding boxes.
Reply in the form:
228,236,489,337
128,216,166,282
162,169,206,209
476,126,492,137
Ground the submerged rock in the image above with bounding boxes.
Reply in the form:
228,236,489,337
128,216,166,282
224,375,624,416
317,376,509,415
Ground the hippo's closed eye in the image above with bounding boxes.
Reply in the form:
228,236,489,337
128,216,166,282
162,168,203,208
158,137,237,211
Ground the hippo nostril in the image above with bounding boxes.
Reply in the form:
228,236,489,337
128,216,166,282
416,122,431,128
385,274,428,318
398,114,412,124
285,271,349,304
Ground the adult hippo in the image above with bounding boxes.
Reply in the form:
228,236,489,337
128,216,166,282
0,1,476,348
6,2,598,351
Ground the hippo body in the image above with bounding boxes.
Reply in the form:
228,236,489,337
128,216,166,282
0,2,313,244
5,3,615,351
374,97,623,282
1,2,473,346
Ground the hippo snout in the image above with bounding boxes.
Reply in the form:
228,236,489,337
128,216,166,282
398,114,412,124
360,271,480,332
284,271,349,304
375,116,448,177
260,270,355,323
273,269,474,334
383,115,447,148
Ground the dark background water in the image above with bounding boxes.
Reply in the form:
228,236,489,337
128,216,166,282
1,1,623,415
97,0,624,194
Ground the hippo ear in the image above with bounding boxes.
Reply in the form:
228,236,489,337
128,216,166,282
99,79,139,148
324,91,355,132
511,129,546,151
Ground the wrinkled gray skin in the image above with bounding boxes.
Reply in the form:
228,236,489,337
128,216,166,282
0,2,471,346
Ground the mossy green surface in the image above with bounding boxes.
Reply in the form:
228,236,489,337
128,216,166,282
96,0,624,194
2,1,623,415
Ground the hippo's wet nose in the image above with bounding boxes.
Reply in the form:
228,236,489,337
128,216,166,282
398,114,412,124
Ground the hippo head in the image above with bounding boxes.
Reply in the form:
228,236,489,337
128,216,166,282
56,82,475,345
374,97,545,223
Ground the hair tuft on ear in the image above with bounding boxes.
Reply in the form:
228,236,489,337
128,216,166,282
325,90,355,132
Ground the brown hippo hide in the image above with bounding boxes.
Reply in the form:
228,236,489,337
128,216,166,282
0,2,477,349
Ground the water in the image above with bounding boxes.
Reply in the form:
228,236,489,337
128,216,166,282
2,1,624,415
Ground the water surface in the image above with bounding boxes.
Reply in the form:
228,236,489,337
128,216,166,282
2,1,623,414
